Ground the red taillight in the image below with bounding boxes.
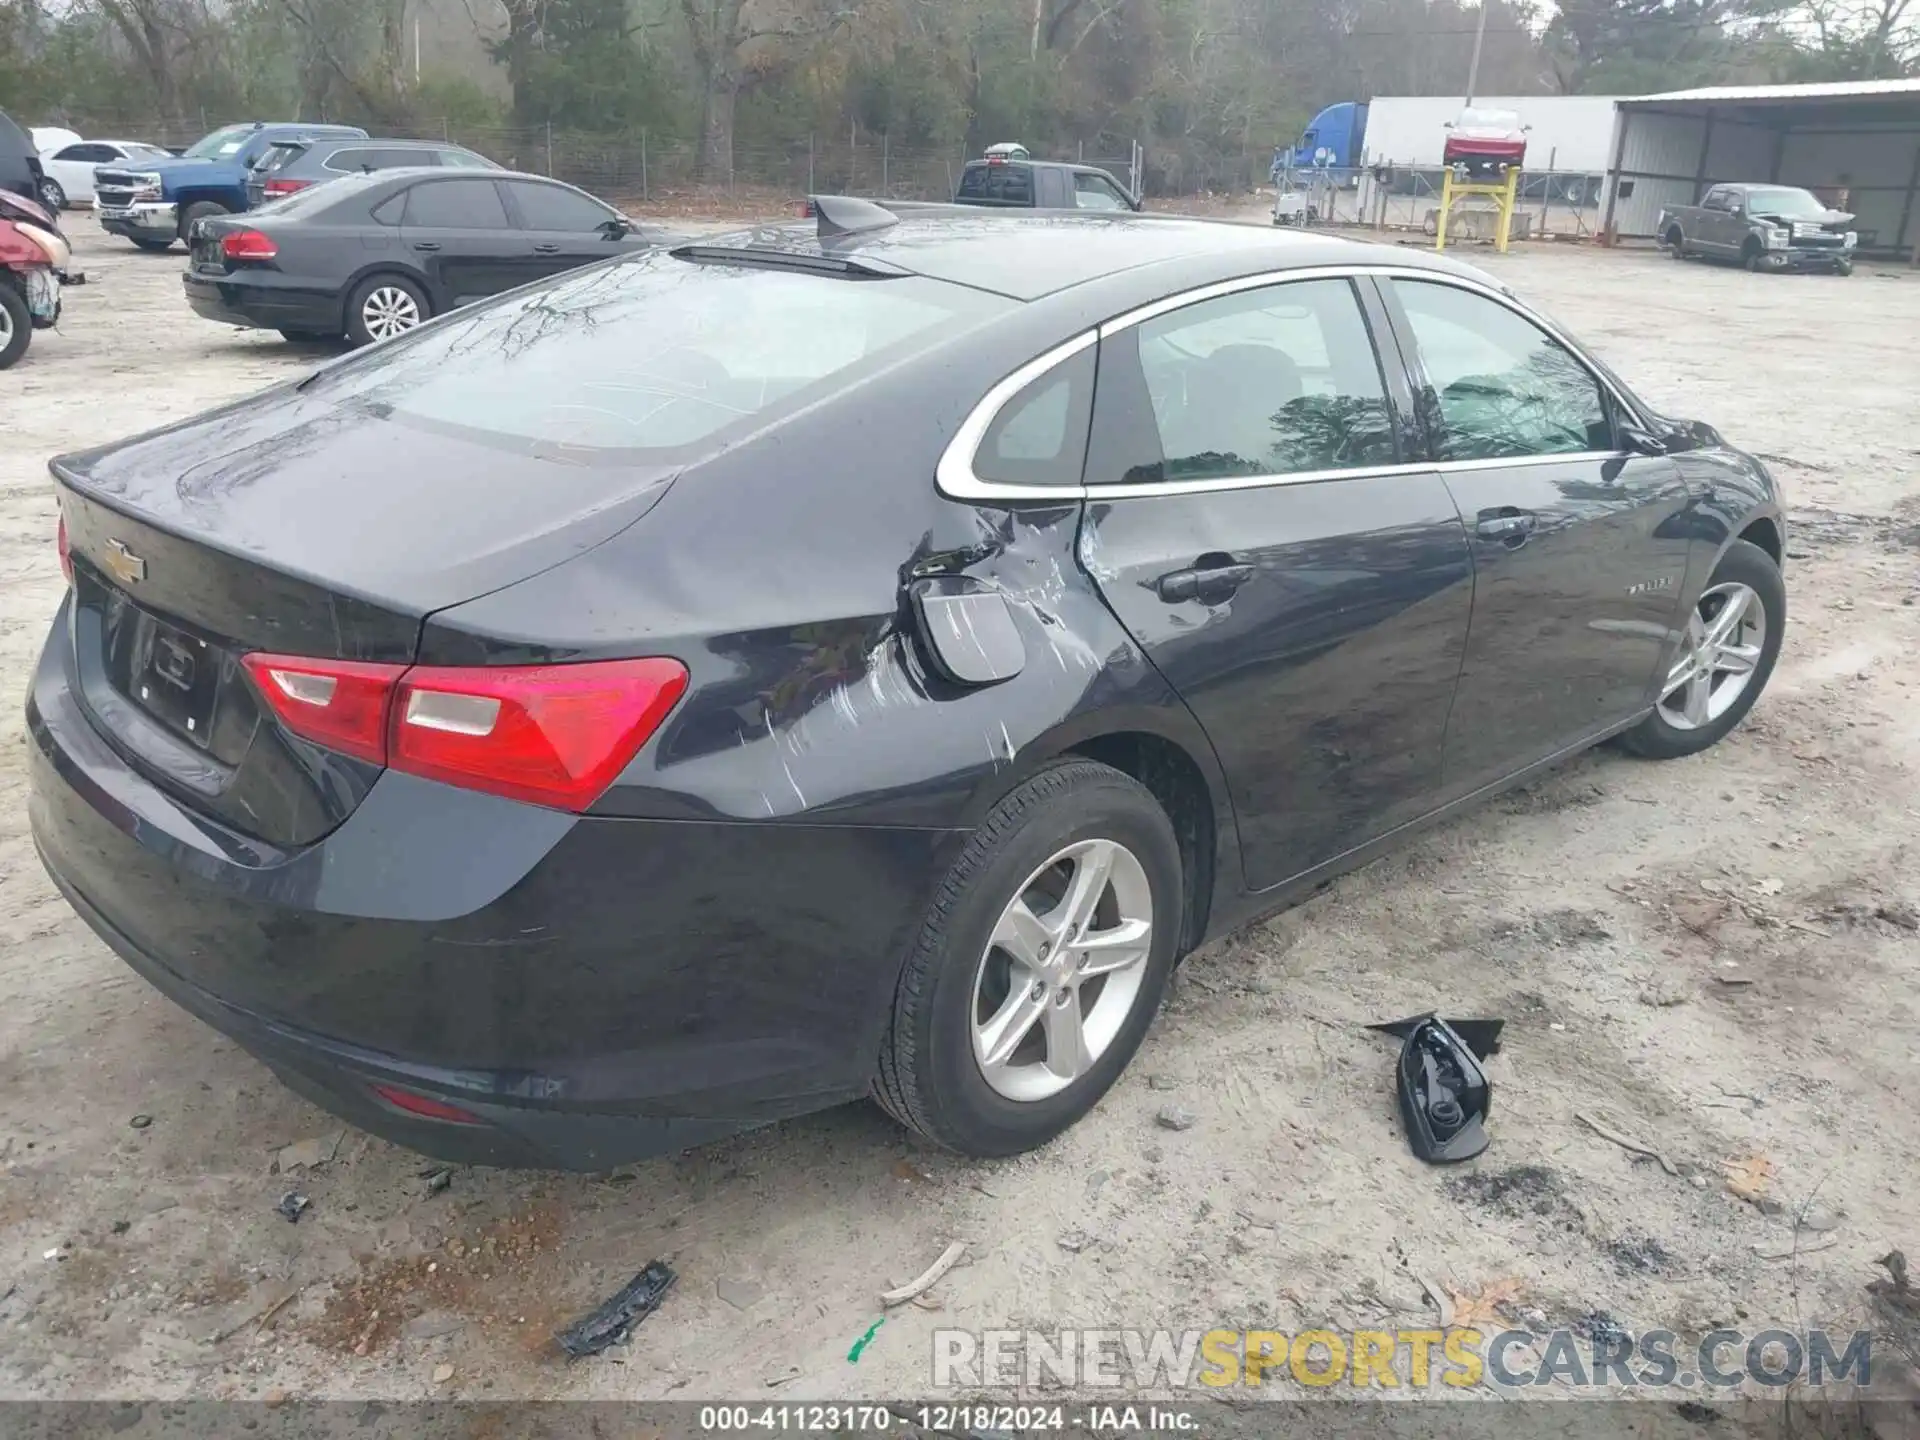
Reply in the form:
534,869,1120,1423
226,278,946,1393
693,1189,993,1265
221,229,278,261
370,1084,484,1126
263,177,310,198
392,659,690,811
795,199,816,218
242,654,404,766
57,514,72,585
240,653,689,811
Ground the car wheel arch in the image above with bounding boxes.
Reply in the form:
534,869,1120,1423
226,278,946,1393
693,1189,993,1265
957,709,1236,959
340,263,435,327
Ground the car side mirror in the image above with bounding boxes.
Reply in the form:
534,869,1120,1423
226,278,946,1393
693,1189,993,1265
1620,425,1669,457
601,216,634,239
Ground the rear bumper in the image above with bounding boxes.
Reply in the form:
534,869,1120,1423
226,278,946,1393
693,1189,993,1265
183,272,342,333
26,603,959,1169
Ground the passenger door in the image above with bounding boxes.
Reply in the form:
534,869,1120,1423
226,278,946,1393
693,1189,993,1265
1382,276,1694,796
397,177,523,307
1078,275,1475,892
498,178,636,281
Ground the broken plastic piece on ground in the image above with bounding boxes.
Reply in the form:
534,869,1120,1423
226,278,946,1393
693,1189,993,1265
275,1191,310,1223
1367,1013,1505,1060
1369,1015,1496,1163
554,1260,676,1358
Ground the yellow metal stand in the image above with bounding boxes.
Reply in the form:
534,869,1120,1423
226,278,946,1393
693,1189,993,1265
1435,165,1522,253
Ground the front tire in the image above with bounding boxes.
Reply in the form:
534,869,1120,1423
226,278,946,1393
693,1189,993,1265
346,274,429,346
1617,539,1784,761
0,280,30,369
178,200,227,242
874,759,1184,1156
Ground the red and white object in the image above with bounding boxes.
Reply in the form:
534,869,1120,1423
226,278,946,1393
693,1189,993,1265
1444,108,1528,172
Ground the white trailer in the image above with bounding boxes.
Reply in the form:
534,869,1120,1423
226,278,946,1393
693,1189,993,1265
1357,95,1623,211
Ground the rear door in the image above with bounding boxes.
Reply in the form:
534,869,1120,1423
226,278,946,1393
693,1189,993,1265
497,178,630,280
397,177,523,306
1381,275,1694,796
1077,273,1474,892
1698,187,1739,254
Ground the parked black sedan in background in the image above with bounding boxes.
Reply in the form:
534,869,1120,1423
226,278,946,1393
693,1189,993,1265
35,201,1786,1170
183,166,679,344
246,135,498,208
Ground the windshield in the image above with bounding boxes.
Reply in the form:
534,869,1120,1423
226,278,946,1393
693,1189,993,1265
1745,187,1826,217
303,251,1012,462
184,124,255,160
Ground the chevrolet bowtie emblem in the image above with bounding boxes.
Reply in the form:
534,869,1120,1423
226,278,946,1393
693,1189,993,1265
104,538,147,586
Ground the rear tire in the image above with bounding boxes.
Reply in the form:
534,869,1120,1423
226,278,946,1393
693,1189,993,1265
1665,227,1686,258
1617,539,1784,761
178,200,227,242
38,177,66,212
874,758,1184,1157
345,274,429,346
0,280,30,370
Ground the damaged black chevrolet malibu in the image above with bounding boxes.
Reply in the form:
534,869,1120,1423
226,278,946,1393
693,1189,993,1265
29,200,1786,1169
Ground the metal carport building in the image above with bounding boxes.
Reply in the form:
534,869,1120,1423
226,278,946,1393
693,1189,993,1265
1600,78,1920,260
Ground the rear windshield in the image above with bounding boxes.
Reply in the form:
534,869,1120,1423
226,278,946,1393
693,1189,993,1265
255,142,308,174
958,162,1033,205
303,252,1013,461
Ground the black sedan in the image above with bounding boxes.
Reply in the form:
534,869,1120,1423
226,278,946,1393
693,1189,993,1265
181,166,680,344
32,200,1785,1169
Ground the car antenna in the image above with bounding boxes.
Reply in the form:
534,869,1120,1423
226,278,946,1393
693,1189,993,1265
810,194,897,240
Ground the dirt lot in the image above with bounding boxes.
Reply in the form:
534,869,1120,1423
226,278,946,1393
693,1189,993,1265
2,216,1918,1410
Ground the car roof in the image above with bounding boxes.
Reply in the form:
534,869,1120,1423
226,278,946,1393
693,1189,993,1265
299,136,461,150
706,208,1486,303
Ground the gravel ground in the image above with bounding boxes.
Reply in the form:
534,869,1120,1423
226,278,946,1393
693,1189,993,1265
2,216,1917,1413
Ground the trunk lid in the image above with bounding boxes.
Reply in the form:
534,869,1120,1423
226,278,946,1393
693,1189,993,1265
54,383,678,846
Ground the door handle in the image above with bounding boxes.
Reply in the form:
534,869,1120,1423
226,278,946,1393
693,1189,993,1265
1156,561,1254,604
533,242,561,254
411,241,441,252
1475,509,1537,547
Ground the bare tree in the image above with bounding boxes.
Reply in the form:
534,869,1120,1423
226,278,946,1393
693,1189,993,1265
681,0,861,179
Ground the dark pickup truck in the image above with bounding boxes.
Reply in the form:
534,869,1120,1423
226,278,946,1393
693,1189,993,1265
1660,184,1858,274
954,147,1141,213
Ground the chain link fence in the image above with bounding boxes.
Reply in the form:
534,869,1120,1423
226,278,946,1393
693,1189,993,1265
1269,163,1606,240
58,114,1144,210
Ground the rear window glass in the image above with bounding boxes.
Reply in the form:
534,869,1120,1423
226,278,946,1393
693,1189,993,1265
958,162,1033,205
303,253,1012,461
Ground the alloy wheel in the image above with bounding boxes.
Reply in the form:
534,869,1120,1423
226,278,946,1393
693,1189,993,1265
0,300,13,350
970,838,1154,1103
361,287,421,341
1658,580,1766,731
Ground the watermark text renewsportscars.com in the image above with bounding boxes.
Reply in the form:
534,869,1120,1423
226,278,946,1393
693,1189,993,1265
932,1326,1874,1392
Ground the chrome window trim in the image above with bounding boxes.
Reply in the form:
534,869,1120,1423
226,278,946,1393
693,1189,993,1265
933,330,1099,502
934,264,1644,505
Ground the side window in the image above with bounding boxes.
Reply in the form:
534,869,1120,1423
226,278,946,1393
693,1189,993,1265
439,149,494,169
974,345,1095,487
502,179,615,232
56,144,110,162
370,190,406,226
402,178,509,229
1702,187,1727,211
1073,173,1132,211
1393,280,1611,462
1098,277,1398,484
326,147,376,172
